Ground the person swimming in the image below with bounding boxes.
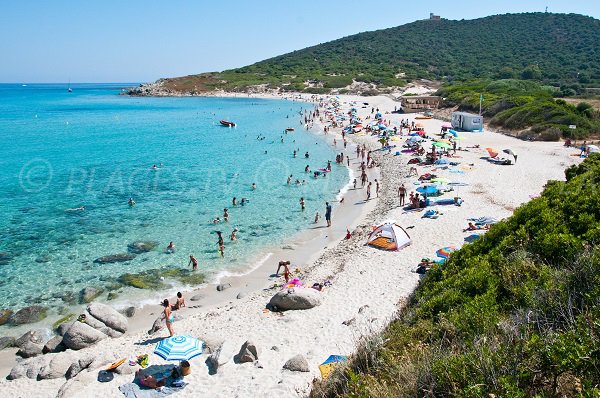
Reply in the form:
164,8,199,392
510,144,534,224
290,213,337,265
166,241,175,253
128,198,136,206
65,206,85,212
230,228,238,241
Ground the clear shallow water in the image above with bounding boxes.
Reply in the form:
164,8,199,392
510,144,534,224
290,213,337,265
0,84,347,322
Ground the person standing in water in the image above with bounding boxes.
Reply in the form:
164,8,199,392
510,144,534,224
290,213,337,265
230,228,238,241
366,182,372,201
166,241,175,253
300,197,305,211
188,255,198,271
325,202,332,227
223,208,229,222
216,231,225,257
232,197,237,206
251,183,257,190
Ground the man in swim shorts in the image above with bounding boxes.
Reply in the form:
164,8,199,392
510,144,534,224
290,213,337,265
325,202,332,227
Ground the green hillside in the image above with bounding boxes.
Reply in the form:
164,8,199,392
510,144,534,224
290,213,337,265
311,154,600,397
155,12,600,93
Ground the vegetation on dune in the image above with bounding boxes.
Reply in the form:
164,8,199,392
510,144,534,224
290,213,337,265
437,79,600,139
311,154,600,397
159,12,600,93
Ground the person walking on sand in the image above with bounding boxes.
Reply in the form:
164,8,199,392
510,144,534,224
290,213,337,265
398,184,407,206
325,202,332,227
314,212,320,223
375,179,380,197
162,299,175,337
300,197,305,211
361,172,368,187
188,255,198,271
366,182,372,201
353,178,357,189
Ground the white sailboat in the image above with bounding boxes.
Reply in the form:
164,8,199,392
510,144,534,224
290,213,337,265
67,79,72,93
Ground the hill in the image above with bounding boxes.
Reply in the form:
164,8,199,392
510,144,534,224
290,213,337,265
134,12,600,94
310,154,600,397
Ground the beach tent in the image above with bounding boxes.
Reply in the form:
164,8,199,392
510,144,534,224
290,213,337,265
367,223,411,251
319,355,348,379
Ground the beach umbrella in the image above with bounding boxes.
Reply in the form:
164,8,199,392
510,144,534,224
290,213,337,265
319,355,348,379
442,122,452,128
433,141,452,149
416,185,438,196
436,246,457,259
154,335,203,361
485,147,498,158
431,177,451,184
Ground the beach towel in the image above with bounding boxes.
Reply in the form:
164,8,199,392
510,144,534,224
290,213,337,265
119,382,187,398
468,217,498,225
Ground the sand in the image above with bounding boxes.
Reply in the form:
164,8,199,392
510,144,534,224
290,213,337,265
0,94,582,398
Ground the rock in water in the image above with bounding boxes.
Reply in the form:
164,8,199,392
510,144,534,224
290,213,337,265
10,306,48,325
283,354,310,372
62,321,107,350
87,302,128,333
0,336,16,350
127,241,159,254
0,309,14,325
234,340,259,363
79,287,103,304
268,288,322,311
93,253,136,264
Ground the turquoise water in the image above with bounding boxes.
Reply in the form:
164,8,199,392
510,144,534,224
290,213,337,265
0,84,347,321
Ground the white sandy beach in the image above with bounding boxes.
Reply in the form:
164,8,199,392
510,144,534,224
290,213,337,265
0,94,582,398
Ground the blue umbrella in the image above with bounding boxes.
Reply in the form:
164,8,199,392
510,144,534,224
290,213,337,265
416,186,438,195
154,335,203,361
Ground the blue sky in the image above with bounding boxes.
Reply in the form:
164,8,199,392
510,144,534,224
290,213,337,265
1,0,598,83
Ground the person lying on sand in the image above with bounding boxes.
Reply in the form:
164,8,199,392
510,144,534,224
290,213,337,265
136,370,166,389
463,222,490,232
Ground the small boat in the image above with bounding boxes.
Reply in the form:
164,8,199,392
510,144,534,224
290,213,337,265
220,120,236,127
285,128,295,132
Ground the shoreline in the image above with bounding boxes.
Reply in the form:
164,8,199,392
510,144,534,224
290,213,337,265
0,93,583,398
0,94,379,376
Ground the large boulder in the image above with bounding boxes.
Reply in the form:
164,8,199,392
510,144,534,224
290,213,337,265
66,354,94,379
234,340,259,364
87,302,128,333
283,354,310,372
202,335,225,354
38,353,76,380
17,341,43,358
268,287,322,311
206,341,235,375
0,309,13,325
148,317,164,335
8,355,50,380
58,369,96,398
16,329,46,347
43,335,66,354
62,321,107,350
57,322,73,336
10,306,48,325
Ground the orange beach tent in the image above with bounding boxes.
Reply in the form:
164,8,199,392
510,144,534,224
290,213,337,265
367,223,412,251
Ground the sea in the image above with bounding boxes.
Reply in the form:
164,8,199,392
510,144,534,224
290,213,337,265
0,83,348,328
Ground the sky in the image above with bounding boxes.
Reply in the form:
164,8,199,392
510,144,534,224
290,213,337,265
1,0,598,83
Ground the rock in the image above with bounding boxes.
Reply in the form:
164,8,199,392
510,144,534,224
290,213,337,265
43,335,66,354
93,253,136,264
206,341,235,374
147,317,164,335
283,354,310,372
17,342,43,358
16,329,46,347
8,356,50,380
87,302,128,333
107,292,118,301
190,294,205,301
62,321,107,350
57,322,72,336
0,309,13,325
201,335,225,354
38,352,75,379
216,283,231,292
66,354,94,379
10,305,48,325
123,306,136,318
271,346,279,351
342,317,356,326
234,340,259,364
358,305,369,314
236,292,246,299
127,240,159,254
254,361,263,369
79,287,103,304
268,288,322,311
58,369,96,398
0,336,16,350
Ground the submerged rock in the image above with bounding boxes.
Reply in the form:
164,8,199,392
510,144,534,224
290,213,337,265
127,240,159,254
10,305,48,325
93,253,136,264
0,252,12,265
79,287,103,304
0,309,14,325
